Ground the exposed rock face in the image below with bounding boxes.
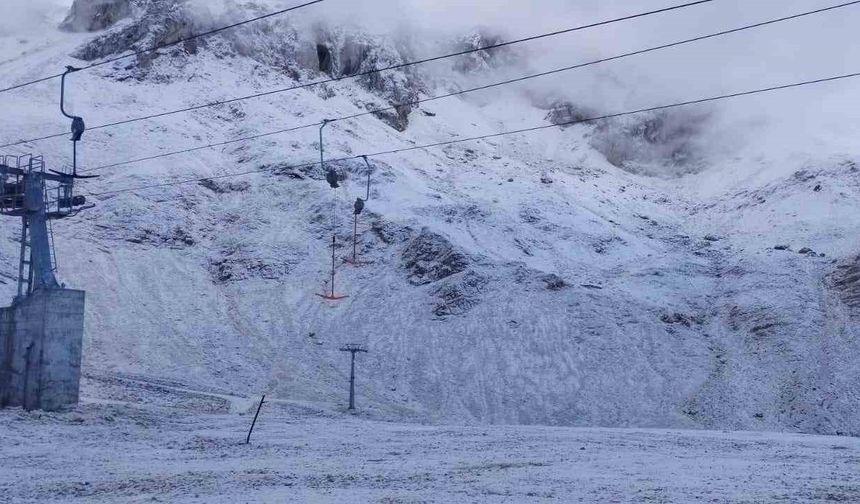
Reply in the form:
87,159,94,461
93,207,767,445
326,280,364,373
544,101,594,128
453,30,520,73
590,110,711,177
198,179,250,194
126,225,196,248
208,253,294,284
70,1,423,129
540,273,567,291
831,256,860,309
70,0,195,64
432,271,489,316
402,229,469,285
314,30,422,131
62,0,133,32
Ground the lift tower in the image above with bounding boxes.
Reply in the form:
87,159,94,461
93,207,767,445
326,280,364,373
1,155,86,297
0,154,89,411
339,344,368,411
0,68,91,411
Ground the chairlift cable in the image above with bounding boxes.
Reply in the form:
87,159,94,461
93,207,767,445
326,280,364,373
0,0,326,95
83,70,860,198
0,0,715,148
77,0,860,175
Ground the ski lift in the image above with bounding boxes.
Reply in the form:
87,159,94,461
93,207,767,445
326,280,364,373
316,235,349,301
52,66,98,180
360,155,372,200
319,119,340,188
353,197,364,215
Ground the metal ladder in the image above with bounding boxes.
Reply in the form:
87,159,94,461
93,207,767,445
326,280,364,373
17,217,31,298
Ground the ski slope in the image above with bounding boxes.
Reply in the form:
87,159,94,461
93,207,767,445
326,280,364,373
0,0,859,436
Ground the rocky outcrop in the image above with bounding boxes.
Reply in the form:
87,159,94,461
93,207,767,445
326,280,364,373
831,256,860,309
61,0,132,32
432,271,489,316
70,0,195,65
590,110,711,177
198,179,250,194
452,30,521,74
544,101,594,128
402,229,470,285
314,29,423,131
208,247,298,284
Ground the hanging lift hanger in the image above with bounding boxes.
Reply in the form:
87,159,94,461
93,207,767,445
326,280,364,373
316,118,348,300
52,66,98,180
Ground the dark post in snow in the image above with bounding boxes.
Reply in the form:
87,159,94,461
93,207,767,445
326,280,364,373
351,197,365,264
245,395,266,444
339,344,368,411
330,234,337,295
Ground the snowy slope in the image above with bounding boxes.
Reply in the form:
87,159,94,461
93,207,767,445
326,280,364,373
1,0,859,435
2,374,858,503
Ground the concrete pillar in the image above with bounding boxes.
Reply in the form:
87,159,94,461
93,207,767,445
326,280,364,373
0,289,85,411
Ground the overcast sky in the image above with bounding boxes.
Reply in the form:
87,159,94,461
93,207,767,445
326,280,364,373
310,0,860,159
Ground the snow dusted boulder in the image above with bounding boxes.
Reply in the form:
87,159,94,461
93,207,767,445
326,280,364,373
207,248,296,284
543,100,594,128
402,229,470,286
61,0,132,32
432,271,489,316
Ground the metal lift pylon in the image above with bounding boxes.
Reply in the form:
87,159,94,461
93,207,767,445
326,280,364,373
0,68,93,412
339,343,368,411
1,155,88,301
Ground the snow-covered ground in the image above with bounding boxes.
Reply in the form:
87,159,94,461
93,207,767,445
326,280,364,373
2,374,859,503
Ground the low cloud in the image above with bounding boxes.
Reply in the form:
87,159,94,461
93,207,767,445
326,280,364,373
1,0,72,36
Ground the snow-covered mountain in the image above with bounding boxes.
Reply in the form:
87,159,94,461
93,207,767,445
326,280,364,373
1,0,859,435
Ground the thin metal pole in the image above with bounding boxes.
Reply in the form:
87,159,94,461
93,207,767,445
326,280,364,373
246,395,266,444
352,214,358,263
319,124,324,172
330,235,336,297
362,155,372,200
348,351,356,410
319,119,332,174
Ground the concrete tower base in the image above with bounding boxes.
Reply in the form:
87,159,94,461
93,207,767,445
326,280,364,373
0,289,85,411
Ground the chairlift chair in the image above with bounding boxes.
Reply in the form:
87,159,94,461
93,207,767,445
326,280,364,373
51,66,98,180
